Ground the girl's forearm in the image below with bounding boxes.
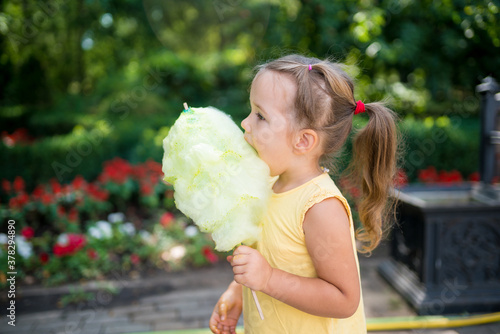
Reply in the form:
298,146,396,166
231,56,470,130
228,280,242,294
261,268,359,318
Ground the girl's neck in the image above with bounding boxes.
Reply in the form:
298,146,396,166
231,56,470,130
272,163,324,194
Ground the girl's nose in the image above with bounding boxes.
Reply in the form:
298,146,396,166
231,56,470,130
241,116,250,132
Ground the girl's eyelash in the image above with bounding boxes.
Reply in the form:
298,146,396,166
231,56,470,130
256,112,265,120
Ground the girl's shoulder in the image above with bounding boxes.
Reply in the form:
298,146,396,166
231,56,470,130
299,173,352,225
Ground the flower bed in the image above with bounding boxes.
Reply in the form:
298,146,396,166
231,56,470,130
0,158,222,289
1,160,493,290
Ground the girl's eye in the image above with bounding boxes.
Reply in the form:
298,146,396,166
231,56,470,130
256,112,265,121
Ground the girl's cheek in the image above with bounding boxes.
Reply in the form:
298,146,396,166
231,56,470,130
253,127,275,146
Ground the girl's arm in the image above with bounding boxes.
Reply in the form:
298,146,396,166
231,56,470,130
231,197,360,318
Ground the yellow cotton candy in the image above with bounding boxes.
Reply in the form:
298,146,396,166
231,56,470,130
162,107,271,251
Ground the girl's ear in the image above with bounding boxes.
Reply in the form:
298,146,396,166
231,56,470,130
293,129,319,155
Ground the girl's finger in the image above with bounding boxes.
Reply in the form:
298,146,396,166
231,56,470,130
233,245,254,257
232,265,246,275
210,322,220,334
234,245,252,254
219,302,227,321
230,254,246,265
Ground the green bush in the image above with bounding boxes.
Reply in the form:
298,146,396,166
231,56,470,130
400,116,479,181
1,114,480,190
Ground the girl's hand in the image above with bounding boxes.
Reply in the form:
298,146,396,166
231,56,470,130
209,284,242,334
229,245,273,291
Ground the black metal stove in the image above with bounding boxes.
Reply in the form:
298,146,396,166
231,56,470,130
378,77,500,315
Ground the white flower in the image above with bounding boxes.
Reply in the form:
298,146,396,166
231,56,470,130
16,236,33,259
88,221,113,239
57,233,69,246
108,212,125,224
169,245,186,260
88,226,103,239
0,233,7,244
139,230,152,243
184,225,198,238
119,222,136,236
96,220,113,238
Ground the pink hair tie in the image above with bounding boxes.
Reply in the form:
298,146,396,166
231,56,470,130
308,64,312,71
354,100,365,115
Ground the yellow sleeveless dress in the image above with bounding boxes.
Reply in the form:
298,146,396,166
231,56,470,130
242,172,367,333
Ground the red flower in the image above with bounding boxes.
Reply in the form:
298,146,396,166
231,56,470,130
17,193,29,206
57,205,66,217
9,197,19,209
133,165,147,179
418,166,439,183
2,131,14,147
438,170,463,183
40,253,49,264
2,179,11,193
145,159,162,174
72,175,86,190
130,253,140,265
1,128,33,146
87,183,109,201
9,193,29,209
394,169,408,187
41,193,53,205
13,176,25,193
32,185,45,199
149,174,158,185
338,176,360,198
468,172,480,182
99,157,133,184
202,246,219,264
21,226,35,239
87,249,98,260
140,182,153,196
160,212,175,228
53,234,86,257
68,207,79,222
50,178,62,195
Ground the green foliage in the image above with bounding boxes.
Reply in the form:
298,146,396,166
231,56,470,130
400,116,480,181
59,288,95,308
0,0,496,187
259,0,499,116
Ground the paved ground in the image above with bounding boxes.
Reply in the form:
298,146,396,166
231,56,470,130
1,243,499,334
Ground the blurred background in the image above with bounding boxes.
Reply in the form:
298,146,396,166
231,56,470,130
1,0,499,306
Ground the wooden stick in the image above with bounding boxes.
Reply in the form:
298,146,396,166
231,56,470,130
251,289,264,320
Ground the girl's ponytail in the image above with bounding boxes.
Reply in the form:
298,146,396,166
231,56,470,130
347,102,399,254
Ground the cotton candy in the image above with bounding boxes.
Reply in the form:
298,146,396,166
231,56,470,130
162,107,271,251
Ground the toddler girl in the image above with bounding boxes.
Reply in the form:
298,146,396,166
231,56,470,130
209,54,398,334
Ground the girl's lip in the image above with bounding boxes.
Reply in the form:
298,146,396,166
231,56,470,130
243,134,257,151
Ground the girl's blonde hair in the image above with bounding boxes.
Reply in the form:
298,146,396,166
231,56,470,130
256,54,399,253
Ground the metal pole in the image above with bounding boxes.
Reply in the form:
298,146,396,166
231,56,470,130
476,77,500,185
